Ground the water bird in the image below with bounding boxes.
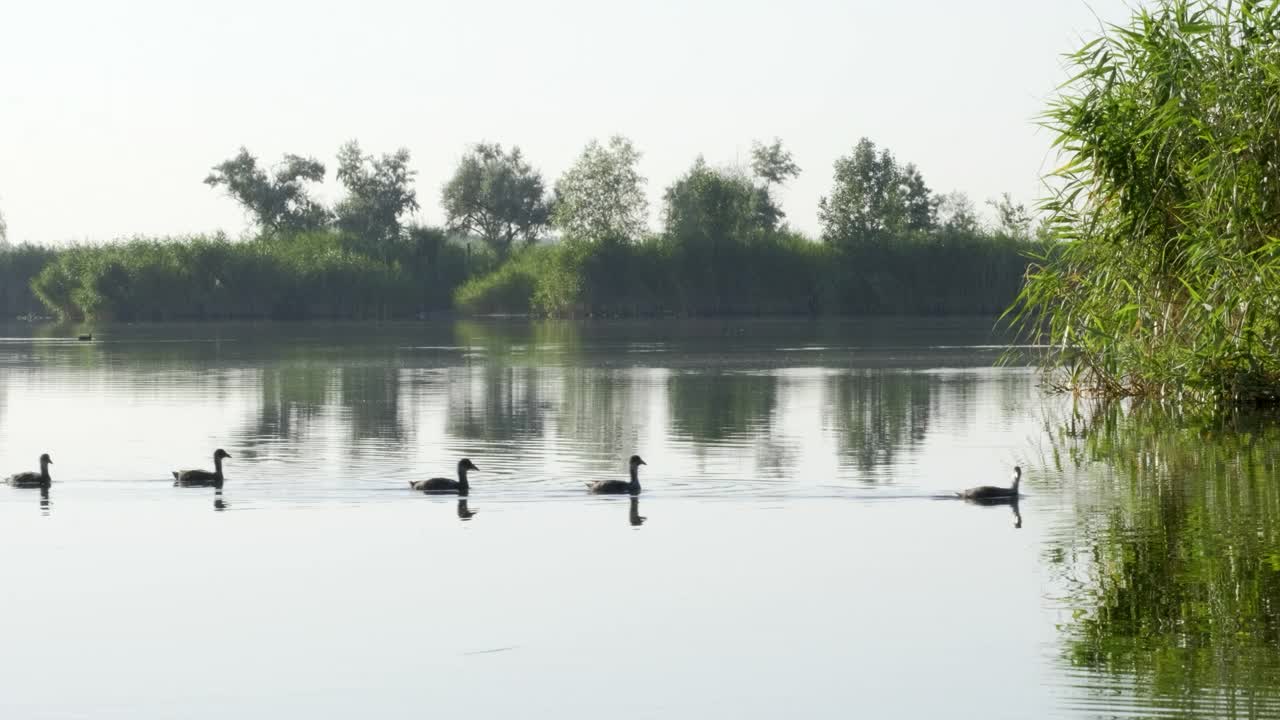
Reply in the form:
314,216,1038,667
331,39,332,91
5,453,53,488
411,458,479,494
77,334,92,341
958,466,1022,501
173,449,232,488
587,455,646,495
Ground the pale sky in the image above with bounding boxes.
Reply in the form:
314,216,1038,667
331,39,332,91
0,0,1133,245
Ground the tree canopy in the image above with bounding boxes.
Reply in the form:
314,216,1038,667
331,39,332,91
552,136,648,244
750,138,800,188
663,158,779,246
333,141,419,259
442,143,551,258
204,148,329,236
818,138,936,247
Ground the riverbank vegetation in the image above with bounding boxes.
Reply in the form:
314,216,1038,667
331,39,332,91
1010,0,1280,406
2,133,1041,321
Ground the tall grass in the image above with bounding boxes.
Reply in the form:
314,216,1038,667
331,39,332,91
456,229,1039,317
1009,0,1280,407
23,231,484,321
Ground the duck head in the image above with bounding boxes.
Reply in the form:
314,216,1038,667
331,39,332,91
214,449,232,460
458,458,480,472
39,453,52,466
630,455,646,468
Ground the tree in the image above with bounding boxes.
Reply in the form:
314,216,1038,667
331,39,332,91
662,158,779,310
986,192,1033,240
936,191,982,234
552,136,648,244
333,141,419,260
750,138,800,188
747,137,798,188
442,143,551,258
664,158,780,245
749,138,801,230
204,148,328,236
818,138,936,247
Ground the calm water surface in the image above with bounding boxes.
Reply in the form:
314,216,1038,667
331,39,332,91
2,318,1278,719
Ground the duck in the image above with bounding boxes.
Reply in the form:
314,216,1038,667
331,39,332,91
5,453,53,488
411,458,479,494
173,449,232,488
959,466,1022,501
587,455,646,495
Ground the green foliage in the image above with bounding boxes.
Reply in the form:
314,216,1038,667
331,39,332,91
819,138,937,247
1010,0,1280,406
454,225,1035,318
552,136,648,244
333,141,419,261
441,143,551,258
454,248,543,315
662,159,773,297
937,191,982,234
14,134,1039,323
0,243,58,317
457,149,1037,318
204,148,329,235
25,230,478,322
986,192,1033,240
750,138,801,188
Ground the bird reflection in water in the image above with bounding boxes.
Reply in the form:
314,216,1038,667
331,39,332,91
214,491,229,512
965,495,1022,529
457,498,478,521
629,496,646,527
40,486,51,516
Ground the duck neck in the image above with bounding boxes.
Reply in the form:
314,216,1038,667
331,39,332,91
458,467,470,494
213,455,224,480
1011,471,1021,493
39,459,51,481
629,465,641,493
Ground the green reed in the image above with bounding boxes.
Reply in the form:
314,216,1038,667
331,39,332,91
1008,0,1280,407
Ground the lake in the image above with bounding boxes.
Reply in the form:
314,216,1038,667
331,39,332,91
2,318,1279,719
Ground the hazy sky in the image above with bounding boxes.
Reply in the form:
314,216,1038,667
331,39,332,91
0,0,1134,245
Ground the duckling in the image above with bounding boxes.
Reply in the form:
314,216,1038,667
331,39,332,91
5,453,52,488
959,466,1022,501
411,458,478,494
587,455,646,495
173,449,232,488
